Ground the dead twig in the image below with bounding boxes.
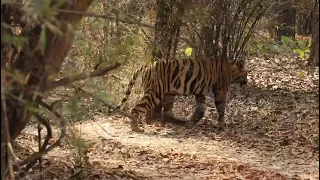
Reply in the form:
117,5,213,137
18,113,53,178
1,79,15,180
7,2,156,30
74,86,133,119
26,164,56,180
36,115,43,180
37,116,43,180
46,62,121,90
56,9,155,29
18,100,66,168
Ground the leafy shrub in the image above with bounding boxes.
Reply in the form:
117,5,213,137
247,35,311,59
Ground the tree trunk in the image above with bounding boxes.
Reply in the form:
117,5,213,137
275,1,296,42
1,1,92,179
296,10,313,36
307,0,319,66
147,0,187,119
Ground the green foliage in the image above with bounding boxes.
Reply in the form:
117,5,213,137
69,94,80,117
24,103,46,114
67,94,88,123
59,2,152,111
68,129,94,173
39,25,47,55
247,35,311,59
280,36,296,49
1,30,28,48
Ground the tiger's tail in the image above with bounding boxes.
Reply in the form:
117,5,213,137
116,64,148,109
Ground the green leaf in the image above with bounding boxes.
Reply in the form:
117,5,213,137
270,44,280,53
184,47,193,57
248,46,256,54
308,38,312,48
1,31,28,47
281,36,296,49
88,17,96,23
294,48,305,58
69,95,80,116
25,103,45,114
298,71,305,79
39,25,47,55
297,40,306,49
280,36,288,43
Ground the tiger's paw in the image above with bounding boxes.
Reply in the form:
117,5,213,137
130,124,145,133
189,113,204,124
145,118,155,125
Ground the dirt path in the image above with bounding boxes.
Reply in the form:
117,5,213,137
78,116,319,177
21,114,318,179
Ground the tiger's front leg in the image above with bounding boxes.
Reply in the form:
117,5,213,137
162,93,175,122
190,94,206,123
130,91,161,132
213,88,228,129
162,93,188,124
128,114,144,133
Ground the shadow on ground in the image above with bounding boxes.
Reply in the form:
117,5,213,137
142,83,318,175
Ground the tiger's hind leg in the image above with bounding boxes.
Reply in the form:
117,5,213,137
213,88,228,129
162,93,187,124
130,91,161,132
190,94,206,123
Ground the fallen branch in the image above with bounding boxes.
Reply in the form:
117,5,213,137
46,62,121,90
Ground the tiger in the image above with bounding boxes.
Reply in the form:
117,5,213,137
116,56,248,132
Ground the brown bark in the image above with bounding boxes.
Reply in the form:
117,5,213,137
1,1,93,179
296,10,313,36
6,0,92,140
307,1,319,66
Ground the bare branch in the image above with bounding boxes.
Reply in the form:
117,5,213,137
46,63,121,90
18,100,66,168
18,113,53,178
1,78,15,179
8,2,156,30
74,86,133,119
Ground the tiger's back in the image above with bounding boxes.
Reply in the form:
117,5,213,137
141,58,233,96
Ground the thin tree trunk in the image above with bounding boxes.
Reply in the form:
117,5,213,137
307,2,319,66
308,11,319,66
275,1,296,42
147,0,187,119
296,11,313,36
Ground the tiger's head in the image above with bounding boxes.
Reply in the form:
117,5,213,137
228,60,248,87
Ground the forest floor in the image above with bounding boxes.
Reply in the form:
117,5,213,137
16,55,319,180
